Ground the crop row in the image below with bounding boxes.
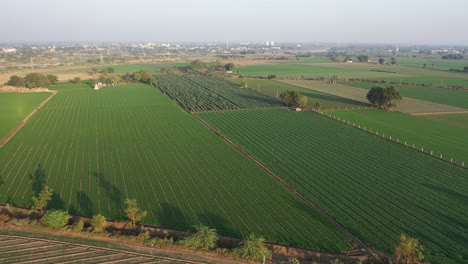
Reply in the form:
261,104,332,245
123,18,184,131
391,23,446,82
198,109,468,263
157,75,283,112
0,85,353,251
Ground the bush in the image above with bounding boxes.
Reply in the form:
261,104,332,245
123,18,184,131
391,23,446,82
70,219,84,232
233,233,271,261
177,224,218,251
90,214,106,232
0,214,10,223
146,237,174,248
41,209,70,229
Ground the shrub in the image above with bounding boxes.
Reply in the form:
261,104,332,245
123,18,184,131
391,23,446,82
71,219,84,232
0,214,10,223
146,237,174,248
177,224,218,251
41,209,70,230
90,214,106,232
233,233,271,261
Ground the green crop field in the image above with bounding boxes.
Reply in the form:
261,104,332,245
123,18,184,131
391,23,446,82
421,113,468,130
341,82,468,108
157,75,283,111
326,109,468,163
0,92,51,139
229,79,366,110
199,109,468,263
0,84,353,251
396,57,468,71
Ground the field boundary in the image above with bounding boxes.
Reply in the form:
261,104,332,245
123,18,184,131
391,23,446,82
0,90,57,149
191,112,373,257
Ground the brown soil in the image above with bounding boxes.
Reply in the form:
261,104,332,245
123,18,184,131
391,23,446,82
411,110,468,116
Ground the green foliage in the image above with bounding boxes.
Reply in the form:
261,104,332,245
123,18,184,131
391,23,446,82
233,233,271,261
280,90,308,107
366,86,402,109
41,209,70,229
137,230,151,243
72,77,81,84
24,73,52,88
225,63,235,71
124,198,147,225
357,54,369,62
90,214,106,232
6,75,24,87
330,259,344,264
31,185,53,211
71,219,85,232
146,237,174,248
178,224,218,251
288,256,300,264
47,74,58,85
395,234,424,264
127,70,156,85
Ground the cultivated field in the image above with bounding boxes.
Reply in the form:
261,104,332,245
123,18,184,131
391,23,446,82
0,235,195,263
326,109,468,163
341,82,468,109
229,79,367,110
199,109,468,263
0,84,353,251
0,92,51,139
421,113,468,130
281,80,467,114
157,75,283,111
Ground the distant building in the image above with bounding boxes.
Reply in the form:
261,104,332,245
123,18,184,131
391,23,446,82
1,48,16,53
265,41,270,46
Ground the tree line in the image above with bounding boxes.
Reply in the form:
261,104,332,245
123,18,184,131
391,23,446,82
6,73,58,88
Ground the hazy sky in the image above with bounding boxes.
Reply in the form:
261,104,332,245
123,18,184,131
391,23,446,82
1,0,467,44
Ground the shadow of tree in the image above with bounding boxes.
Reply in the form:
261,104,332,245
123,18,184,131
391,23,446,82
29,164,46,195
93,171,123,219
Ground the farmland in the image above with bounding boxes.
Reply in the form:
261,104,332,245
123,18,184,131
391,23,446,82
341,82,468,108
229,79,366,109
0,84,353,251
157,75,283,111
0,234,198,263
421,113,468,130
281,79,466,114
326,109,468,163
199,109,468,263
0,92,51,139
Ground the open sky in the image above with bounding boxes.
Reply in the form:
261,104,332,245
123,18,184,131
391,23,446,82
1,0,467,45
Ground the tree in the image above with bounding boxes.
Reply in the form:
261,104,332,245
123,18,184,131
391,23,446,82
41,209,70,230
280,90,308,108
357,54,369,62
464,66,468,73
313,102,322,110
47,74,58,85
31,185,53,211
366,86,402,110
233,233,271,261
90,213,107,232
178,224,218,251
378,58,385,65
395,234,424,264
72,77,81,84
391,57,397,65
6,75,24,87
124,198,147,225
224,63,235,71
24,73,50,88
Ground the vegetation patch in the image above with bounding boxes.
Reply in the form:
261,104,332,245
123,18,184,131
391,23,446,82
199,109,468,263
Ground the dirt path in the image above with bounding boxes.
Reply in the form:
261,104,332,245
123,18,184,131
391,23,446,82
190,112,373,258
0,90,57,149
